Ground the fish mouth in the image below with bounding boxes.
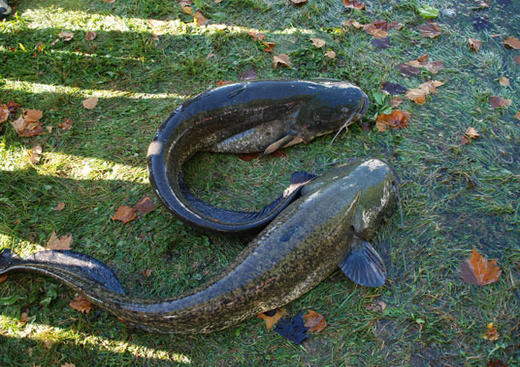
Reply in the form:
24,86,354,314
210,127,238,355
0,0,11,18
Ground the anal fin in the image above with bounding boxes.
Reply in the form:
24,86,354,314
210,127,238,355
339,237,386,287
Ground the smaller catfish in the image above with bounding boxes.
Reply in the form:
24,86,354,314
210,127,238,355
0,159,397,334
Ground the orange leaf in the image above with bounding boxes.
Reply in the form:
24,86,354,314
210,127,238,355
46,231,73,250
238,153,259,161
468,38,482,52
515,111,520,120
215,80,233,86
460,248,502,286
134,196,155,214
0,274,7,283
111,206,137,223
85,31,97,41
24,109,43,122
82,97,98,110
194,10,209,25
0,105,9,123
389,96,403,107
482,322,499,341
498,76,510,87
465,127,479,139
405,80,444,105
69,294,93,314
489,96,512,109
273,54,292,69
503,35,520,49
417,22,441,38
342,0,365,9
303,310,327,333
58,118,73,130
179,0,193,14
54,202,66,211
376,110,410,132
247,31,265,41
258,309,286,329
262,41,276,52
141,269,152,277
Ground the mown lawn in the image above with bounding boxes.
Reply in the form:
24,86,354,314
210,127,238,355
0,0,519,366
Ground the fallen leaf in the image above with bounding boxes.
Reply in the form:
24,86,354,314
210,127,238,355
61,364,76,367
469,38,482,52
515,111,520,120
364,22,388,39
302,310,327,333
489,96,512,109
342,0,365,10
403,54,444,74
460,248,502,286
82,97,98,110
262,41,276,52
503,35,520,49
311,38,326,48
134,197,155,214
111,206,136,224
214,0,222,3
10,110,45,137
397,63,421,76
487,359,508,367
215,80,233,86
515,55,520,65
29,145,43,164
103,0,115,3
238,153,259,161
458,135,470,145
405,80,444,105
389,96,403,107
59,31,74,41
69,294,93,314
85,31,97,41
20,311,30,323
247,31,265,41
179,0,192,14
141,269,152,277
46,231,73,250
482,322,499,341
24,109,43,122
273,54,291,69
382,82,407,95
54,202,66,211
271,149,288,158
465,127,479,139
258,308,286,329
417,22,441,38
366,300,387,312
324,50,336,59
342,19,365,29
239,68,257,80
194,11,209,26
0,274,7,283
372,37,391,49
290,0,308,4
58,118,73,130
0,105,9,123
376,110,411,132
498,76,510,87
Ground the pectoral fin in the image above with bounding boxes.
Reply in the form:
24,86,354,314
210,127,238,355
263,131,303,155
339,237,386,287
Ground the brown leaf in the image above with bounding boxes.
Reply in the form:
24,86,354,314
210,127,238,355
290,0,308,4
179,0,192,14
366,300,387,312
111,206,137,223
487,359,508,367
69,294,93,314
397,63,421,76
489,96,512,109
342,19,365,29
134,197,155,214
215,80,233,86
498,76,510,87
20,311,30,323
515,111,520,120
29,145,43,164
58,118,73,130
82,97,98,110
465,127,479,140
376,110,410,132
482,322,499,341
273,54,291,69
271,149,287,158
24,109,43,122
262,41,276,52
303,310,327,333
342,0,365,9
503,35,520,49
54,202,66,211
141,269,152,277
417,22,441,38
258,309,286,329
468,38,482,52
46,231,73,250
364,21,388,39
460,248,502,286
194,10,209,26
404,54,444,74
515,55,520,65
311,38,326,48
85,31,97,41
0,274,7,283
59,31,74,41
0,105,9,123
389,96,403,107
458,135,470,145
324,50,336,59
247,31,265,41
238,153,259,161
405,80,444,105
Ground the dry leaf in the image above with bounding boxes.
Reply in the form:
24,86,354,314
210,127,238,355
141,269,152,277
498,76,510,87
215,80,233,86
290,0,308,4
238,153,259,161
58,118,73,130
134,197,155,214
460,248,502,286
112,206,137,223
29,145,43,164
404,54,444,74
85,31,97,41
194,10,209,26
487,359,508,367
503,36,520,49
59,31,74,41
465,127,479,139
0,274,7,283
61,364,76,367
342,0,365,9
273,54,291,69
54,202,66,211
324,50,336,59
82,97,98,110
366,300,387,312
311,38,326,48
405,80,444,105
303,310,327,333
482,323,499,341
103,0,115,3
342,19,365,29
515,111,520,120
364,22,388,39
247,31,265,41
0,105,9,123
262,41,276,52
489,96,512,109
389,96,403,107
69,294,93,314
468,38,482,52
24,109,43,122
179,0,192,14
417,22,441,38
46,231,73,250
376,110,410,132
20,312,30,323
515,55,520,65
258,309,286,329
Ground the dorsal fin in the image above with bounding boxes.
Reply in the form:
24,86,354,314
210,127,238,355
339,237,386,287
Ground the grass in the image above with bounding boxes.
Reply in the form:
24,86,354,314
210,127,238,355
1,0,519,365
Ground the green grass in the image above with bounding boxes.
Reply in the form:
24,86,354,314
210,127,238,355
1,0,519,365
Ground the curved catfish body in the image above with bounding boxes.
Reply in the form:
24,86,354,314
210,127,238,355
147,80,369,234
0,159,396,334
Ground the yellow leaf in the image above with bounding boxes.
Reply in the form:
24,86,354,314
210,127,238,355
258,309,286,329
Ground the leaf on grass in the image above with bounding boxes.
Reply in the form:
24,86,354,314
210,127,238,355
366,300,387,312
303,310,327,333
290,0,308,4
342,19,365,29
489,96,512,109
460,248,501,286
390,96,403,107
239,68,257,80
372,37,391,49
238,153,259,161
103,0,115,3
498,76,510,87
417,22,441,38
342,0,365,10
247,31,265,41
272,149,287,158
20,311,30,323
503,36,520,49
515,111,520,120
405,80,444,105
46,231,73,250
82,97,98,110
59,31,74,41
54,202,66,211
364,21,388,39
262,41,276,52
215,80,233,86
403,54,444,74
324,50,336,59
179,0,192,14
29,145,43,164
376,110,410,132
487,359,508,367
515,55,520,65
134,197,155,214
85,31,97,41
194,11,209,26
111,206,137,224
0,105,9,123
482,322,499,341
141,269,152,277
465,127,479,140
0,274,7,283
58,118,73,130
274,312,309,344
468,38,482,52
397,63,421,76
311,38,326,48
273,54,291,69
69,294,93,314
382,82,407,95
258,308,286,329
61,364,76,367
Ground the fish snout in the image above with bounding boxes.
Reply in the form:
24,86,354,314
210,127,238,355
0,0,11,18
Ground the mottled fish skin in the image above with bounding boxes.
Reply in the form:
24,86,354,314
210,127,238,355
0,159,396,334
147,79,369,234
